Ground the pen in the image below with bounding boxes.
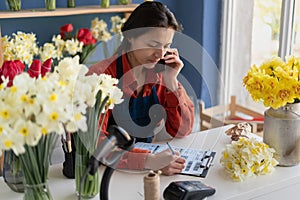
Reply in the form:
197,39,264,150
166,142,175,155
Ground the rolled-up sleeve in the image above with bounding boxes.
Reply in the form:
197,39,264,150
161,84,195,138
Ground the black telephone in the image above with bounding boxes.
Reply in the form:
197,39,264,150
163,181,216,200
154,52,171,73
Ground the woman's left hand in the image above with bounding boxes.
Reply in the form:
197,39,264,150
162,48,184,91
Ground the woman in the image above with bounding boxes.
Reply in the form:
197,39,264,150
88,1,194,175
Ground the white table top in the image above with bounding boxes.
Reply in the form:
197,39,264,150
1,125,300,200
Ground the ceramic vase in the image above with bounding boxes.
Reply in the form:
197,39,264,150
264,103,300,166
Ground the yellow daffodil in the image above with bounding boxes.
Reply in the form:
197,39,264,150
243,55,300,109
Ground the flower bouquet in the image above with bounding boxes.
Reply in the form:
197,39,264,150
243,55,300,109
243,55,300,166
39,16,126,65
0,58,59,199
2,31,39,66
74,73,123,198
0,55,123,199
220,137,278,182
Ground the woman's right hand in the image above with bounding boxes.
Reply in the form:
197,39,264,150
144,149,186,176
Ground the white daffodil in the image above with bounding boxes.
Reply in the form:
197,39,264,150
107,86,123,110
39,43,58,62
220,137,278,182
110,16,126,34
2,31,39,65
0,56,123,156
65,38,83,55
68,112,88,132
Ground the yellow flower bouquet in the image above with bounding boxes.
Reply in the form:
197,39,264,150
243,55,300,109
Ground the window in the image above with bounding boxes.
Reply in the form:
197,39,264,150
251,0,281,65
221,0,297,112
292,0,300,54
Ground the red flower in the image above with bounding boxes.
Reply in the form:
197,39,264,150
77,28,97,46
60,24,74,39
27,60,41,78
0,60,25,87
41,58,53,77
60,24,73,33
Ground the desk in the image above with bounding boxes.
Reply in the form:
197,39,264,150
1,125,300,200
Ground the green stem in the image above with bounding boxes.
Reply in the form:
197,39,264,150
19,133,58,187
45,0,56,11
101,0,110,8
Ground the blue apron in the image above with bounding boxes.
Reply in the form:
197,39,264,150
109,55,164,143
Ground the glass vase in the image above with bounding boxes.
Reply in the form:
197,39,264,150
75,153,100,199
45,0,56,11
73,105,102,198
6,0,21,11
101,0,110,8
67,0,76,8
3,150,24,193
118,0,131,5
19,133,58,200
24,182,52,200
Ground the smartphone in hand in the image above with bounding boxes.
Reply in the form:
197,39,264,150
154,52,171,73
154,59,166,73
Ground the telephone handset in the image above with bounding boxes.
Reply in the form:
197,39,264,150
154,52,171,73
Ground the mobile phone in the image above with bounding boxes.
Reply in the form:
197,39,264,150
154,52,171,73
154,59,166,73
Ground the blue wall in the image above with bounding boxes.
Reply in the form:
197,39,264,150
202,0,222,106
0,0,222,107
162,0,222,107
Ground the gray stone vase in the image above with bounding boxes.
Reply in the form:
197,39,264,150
264,103,300,166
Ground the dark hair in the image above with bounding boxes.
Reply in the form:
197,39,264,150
122,1,181,33
117,1,182,52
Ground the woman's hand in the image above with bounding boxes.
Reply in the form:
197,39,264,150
145,149,186,176
160,152,185,176
162,48,184,91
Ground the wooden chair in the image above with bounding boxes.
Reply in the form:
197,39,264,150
199,96,264,135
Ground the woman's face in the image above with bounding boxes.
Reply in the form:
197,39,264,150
127,28,175,69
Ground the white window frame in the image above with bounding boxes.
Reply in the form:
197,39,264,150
220,0,297,108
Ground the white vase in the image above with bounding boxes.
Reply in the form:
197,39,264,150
264,103,300,166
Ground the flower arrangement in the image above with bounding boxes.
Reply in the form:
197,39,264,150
0,56,123,199
220,137,278,182
243,55,300,109
39,16,126,64
73,71,123,198
0,16,125,197
2,31,39,66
